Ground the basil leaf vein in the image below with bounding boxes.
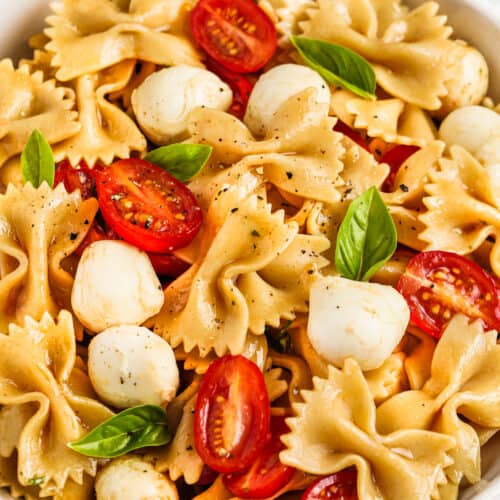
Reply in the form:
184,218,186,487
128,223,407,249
290,36,376,100
145,143,212,182
68,404,171,458
335,186,397,281
21,129,55,188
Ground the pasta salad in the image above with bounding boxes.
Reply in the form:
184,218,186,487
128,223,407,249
0,0,499,499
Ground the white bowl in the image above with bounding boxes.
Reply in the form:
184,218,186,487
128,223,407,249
0,1,499,499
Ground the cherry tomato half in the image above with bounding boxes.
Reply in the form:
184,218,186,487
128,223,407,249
148,252,190,277
223,415,295,498
205,57,254,119
190,0,277,74
194,355,271,474
302,468,358,500
333,121,369,151
54,159,95,199
379,145,420,192
397,251,500,338
94,159,202,254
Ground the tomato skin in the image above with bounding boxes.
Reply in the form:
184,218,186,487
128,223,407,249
190,0,277,74
205,58,253,119
379,145,420,192
194,355,271,474
302,468,358,500
148,252,190,277
94,159,202,254
397,251,500,338
333,121,369,151
54,160,95,199
222,416,295,498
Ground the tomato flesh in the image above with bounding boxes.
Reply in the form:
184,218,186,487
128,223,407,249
379,145,420,192
302,468,358,500
205,57,253,119
94,159,202,254
397,251,500,338
194,355,271,474
223,416,295,498
55,159,95,199
190,0,277,73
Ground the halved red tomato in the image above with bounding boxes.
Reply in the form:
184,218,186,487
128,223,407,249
55,159,95,199
205,57,254,119
333,121,369,151
397,251,500,338
222,415,295,498
148,252,190,277
190,0,277,73
94,159,202,254
194,355,271,474
379,145,420,192
302,468,358,500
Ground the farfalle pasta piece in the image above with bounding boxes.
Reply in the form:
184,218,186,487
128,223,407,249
281,359,455,499
0,59,80,168
420,145,500,277
187,89,346,204
0,311,113,498
330,89,437,147
0,183,98,329
300,0,454,109
153,191,329,356
376,315,500,486
53,61,147,166
45,0,201,81
365,352,408,405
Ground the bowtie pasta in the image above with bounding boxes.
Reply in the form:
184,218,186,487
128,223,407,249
0,0,499,499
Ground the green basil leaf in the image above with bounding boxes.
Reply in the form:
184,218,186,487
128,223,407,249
335,186,397,281
290,36,376,100
68,404,171,458
27,477,45,486
145,143,212,182
21,129,55,188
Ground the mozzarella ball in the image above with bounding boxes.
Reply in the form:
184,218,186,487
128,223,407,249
475,133,500,167
95,457,178,500
244,64,331,136
434,44,489,118
307,276,409,371
88,325,179,409
71,240,164,332
439,105,500,155
131,65,232,144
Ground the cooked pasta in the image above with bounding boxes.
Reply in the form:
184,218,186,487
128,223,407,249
0,0,499,498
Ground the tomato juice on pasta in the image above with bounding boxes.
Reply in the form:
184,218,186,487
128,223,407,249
0,0,499,499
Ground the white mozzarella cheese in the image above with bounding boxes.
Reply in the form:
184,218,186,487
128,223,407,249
71,240,164,332
244,63,331,136
307,276,409,371
88,325,179,409
131,65,233,144
95,457,178,500
436,44,489,117
439,105,500,155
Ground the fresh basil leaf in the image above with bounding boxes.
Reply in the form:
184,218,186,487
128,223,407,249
335,186,397,281
145,143,212,182
290,36,376,100
21,129,55,188
27,477,45,486
68,404,171,458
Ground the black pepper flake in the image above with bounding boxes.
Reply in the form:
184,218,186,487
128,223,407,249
286,171,293,179
69,232,78,241
231,207,239,213
251,229,260,237
400,184,409,192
